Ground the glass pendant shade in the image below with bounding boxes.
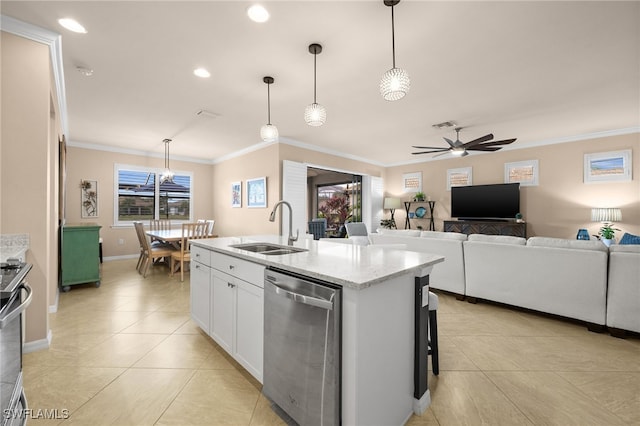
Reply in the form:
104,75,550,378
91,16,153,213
380,67,410,101
160,169,174,183
260,124,278,142
304,102,326,126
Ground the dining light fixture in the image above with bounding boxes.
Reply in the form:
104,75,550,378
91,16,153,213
304,43,326,126
160,138,175,183
380,0,410,101
260,76,279,142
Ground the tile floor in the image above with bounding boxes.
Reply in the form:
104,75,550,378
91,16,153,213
23,258,640,425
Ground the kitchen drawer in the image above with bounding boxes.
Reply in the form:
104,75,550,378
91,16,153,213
191,245,211,266
212,252,265,288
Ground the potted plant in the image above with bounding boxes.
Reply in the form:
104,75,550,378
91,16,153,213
598,224,620,247
414,191,425,202
380,219,396,229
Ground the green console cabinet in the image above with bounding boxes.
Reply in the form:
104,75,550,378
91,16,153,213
61,223,102,291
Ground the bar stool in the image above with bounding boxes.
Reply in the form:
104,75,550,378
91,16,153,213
428,291,439,375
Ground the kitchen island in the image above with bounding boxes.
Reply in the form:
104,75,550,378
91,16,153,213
190,235,444,426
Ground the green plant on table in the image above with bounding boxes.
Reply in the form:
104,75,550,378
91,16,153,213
598,224,620,240
414,191,425,202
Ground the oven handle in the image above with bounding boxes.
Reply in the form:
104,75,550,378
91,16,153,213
0,283,33,329
269,280,334,311
19,388,28,426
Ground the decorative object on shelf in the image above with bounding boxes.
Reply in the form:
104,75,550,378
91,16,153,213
231,181,242,208
383,197,401,228
591,207,622,246
247,176,267,208
584,150,632,183
415,206,427,218
505,160,539,186
515,212,524,223
80,179,98,218
402,171,422,193
404,200,435,230
304,43,326,126
447,167,472,190
414,191,425,202
260,76,278,142
413,127,516,158
380,0,410,101
408,212,415,219
576,229,590,240
160,138,175,183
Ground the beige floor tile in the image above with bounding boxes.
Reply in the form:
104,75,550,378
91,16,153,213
119,311,190,334
428,371,533,425
63,368,194,425
156,369,260,425
249,393,288,426
405,406,440,425
435,336,479,371
486,371,628,425
75,333,168,367
133,333,215,369
173,319,205,334
557,371,640,424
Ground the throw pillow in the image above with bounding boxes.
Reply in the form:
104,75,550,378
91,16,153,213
619,232,640,245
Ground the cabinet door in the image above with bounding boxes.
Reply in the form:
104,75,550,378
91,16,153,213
211,270,235,353
190,260,210,333
234,280,264,382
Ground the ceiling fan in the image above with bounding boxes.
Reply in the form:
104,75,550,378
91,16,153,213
412,127,517,158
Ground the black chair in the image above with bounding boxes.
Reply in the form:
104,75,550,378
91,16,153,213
308,220,326,240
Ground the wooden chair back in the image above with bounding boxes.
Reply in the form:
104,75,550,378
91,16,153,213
149,219,171,232
179,222,208,255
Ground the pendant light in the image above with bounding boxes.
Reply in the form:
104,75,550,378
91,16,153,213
304,43,326,126
260,76,279,142
160,138,174,183
380,0,410,101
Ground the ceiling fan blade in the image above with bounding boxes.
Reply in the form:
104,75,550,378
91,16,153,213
412,145,450,150
443,137,457,148
466,146,502,152
412,149,449,155
433,151,452,158
479,138,517,146
462,133,494,148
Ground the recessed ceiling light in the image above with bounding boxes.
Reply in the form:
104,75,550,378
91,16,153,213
76,66,93,77
58,18,87,34
247,4,270,23
193,68,211,78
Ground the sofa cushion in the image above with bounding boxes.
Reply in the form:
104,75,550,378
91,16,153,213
420,230,467,241
526,236,607,252
467,234,526,245
619,232,640,245
375,228,421,237
609,244,640,254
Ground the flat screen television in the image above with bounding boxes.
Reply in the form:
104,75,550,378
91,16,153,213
451,183,520,220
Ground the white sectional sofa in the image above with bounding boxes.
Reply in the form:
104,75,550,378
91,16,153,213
606,244,640,335
463,235,609,328
369,229,467,297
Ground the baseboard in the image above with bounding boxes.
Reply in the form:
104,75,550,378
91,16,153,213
24,329,52,353
103,254,138,261
49,288,59,313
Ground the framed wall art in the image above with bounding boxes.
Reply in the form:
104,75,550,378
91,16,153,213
505,160,539,186
246,177,267,208
447,167,472,190
584,150,632,183
402,172,422,193
231,181,242,208
81,179,98,218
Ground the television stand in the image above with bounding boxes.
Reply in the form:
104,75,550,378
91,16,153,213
444,220,526,238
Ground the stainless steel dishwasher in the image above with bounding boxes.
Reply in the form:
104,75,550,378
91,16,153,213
263,268,341,426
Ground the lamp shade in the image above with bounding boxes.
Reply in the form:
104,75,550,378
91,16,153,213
380,67,411,101
383,197,402,210
260,124,278,142
591,207,622,223
304,102,326,126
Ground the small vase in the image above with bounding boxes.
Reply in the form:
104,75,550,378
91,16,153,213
602,238,614,247
576,229,590,240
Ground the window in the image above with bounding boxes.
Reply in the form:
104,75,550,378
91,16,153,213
115,164,193,225
315,175,362,234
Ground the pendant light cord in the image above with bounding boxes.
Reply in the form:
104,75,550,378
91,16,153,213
391,4,396,69
313,51,317,104
267,83,271,125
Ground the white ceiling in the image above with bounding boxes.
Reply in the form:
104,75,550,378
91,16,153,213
2,1,639,166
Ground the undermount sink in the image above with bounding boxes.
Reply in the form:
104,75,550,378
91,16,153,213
230,242,308,256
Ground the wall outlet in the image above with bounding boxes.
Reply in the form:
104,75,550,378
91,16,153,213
118,238,125,245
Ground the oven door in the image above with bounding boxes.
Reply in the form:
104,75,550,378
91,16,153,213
1,284,32,426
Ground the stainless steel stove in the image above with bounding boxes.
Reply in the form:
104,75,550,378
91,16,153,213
1,260,32,426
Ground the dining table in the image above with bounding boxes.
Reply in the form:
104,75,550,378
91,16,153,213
146,228,218,249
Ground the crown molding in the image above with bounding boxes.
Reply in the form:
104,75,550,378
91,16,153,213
66,140,213,165
1,15,68,136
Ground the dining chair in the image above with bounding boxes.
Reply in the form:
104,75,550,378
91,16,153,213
134,221,177,278
149,219,171,242
308,219,326,240
133,221,146,273
205,219,215,236
170,222,208,282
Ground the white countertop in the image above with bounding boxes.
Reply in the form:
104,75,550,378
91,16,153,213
191,235,444,290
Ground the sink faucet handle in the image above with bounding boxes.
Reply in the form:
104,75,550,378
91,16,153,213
288,229,299,245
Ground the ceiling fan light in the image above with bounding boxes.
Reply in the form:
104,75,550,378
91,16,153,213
304,103,326,126
380,67,410,101
260,124,278,142
451,147,466,156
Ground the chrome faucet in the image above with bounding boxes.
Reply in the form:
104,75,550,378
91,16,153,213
269,200,299,246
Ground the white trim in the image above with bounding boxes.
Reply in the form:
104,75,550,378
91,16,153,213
24,329,52,353
103,254,139,261
212,140,278,164
67,140,213,165
277,137,387,167
48,288,59,313
1,15,68,137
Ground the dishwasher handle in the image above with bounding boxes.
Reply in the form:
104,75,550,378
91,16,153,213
269,280,334,311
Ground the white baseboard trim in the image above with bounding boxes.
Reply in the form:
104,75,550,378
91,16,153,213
104,254,138,261
413,389,431,415
24,329,52,353
49,288,59,313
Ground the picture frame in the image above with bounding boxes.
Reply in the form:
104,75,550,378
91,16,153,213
231,181,242,208
246,176,267,208
505,160,539,186
80,179,98,218
402,172,422,193
584,150,632,183
447,167,472,190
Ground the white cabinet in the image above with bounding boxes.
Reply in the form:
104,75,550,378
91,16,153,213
234,278,264,380
210,270,234,353
190,246,211,333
